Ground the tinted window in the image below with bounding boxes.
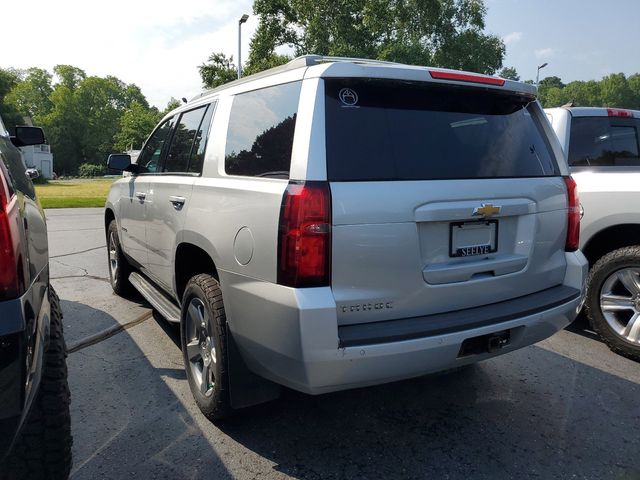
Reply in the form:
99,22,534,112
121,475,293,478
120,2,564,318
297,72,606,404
137,117,175,174
325,79,558,181
225,82,301,178
189,103,215,174
568,117,640,167
0,141,33,197
164,105,212,174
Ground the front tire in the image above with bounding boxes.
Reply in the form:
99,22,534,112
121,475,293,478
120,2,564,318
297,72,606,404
107,220,133,296
180,274,232,420
585,246,640,361
1,287,73,480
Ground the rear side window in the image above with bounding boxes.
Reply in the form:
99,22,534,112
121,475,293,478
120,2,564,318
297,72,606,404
225,81,301,178
137,117,175,174
164,103,215,174
568,117,640,167
325,79,559,181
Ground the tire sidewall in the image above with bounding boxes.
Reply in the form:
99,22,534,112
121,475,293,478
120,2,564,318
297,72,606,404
586,248,640,357
180,279,225,411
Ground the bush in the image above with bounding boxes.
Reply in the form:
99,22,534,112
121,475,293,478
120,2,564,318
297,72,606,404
78,163,106,178
32,172,48,185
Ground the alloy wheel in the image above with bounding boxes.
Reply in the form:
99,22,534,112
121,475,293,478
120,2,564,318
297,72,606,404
108,232,118,280
184,297,216,396
599,267,640,344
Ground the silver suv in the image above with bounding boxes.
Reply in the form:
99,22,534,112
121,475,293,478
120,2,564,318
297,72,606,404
105,56,587,419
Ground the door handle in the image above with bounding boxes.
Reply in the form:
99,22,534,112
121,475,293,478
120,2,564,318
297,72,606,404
135,192,146,201
169,196,186,209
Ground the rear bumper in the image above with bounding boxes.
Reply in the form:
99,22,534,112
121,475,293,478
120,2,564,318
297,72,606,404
221,251,587,395
0,283,50,460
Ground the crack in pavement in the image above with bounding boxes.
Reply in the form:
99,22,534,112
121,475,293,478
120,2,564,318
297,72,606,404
50,245,106,259
49,227,104,233
67,311,154,353
51,274,109,282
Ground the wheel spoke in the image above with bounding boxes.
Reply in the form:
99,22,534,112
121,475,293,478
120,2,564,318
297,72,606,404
600,294,635,312
617,269,640,296
200,363,211,394
623,313,640,342
188,302,203,325
186,340,201,362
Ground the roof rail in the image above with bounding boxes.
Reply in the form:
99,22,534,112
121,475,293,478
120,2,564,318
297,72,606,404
189,55,406,102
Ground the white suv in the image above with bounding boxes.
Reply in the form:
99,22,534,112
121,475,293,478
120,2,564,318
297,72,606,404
546,106,640,360
105,56,587,419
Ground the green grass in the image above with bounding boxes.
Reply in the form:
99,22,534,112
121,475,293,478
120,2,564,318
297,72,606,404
35,178,116,208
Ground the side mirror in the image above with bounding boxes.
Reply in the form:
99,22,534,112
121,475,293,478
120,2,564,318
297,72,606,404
107,154,133,171
11,126,45,147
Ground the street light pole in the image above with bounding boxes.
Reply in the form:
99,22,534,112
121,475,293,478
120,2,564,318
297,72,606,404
238,14,249,79
536,62,548,86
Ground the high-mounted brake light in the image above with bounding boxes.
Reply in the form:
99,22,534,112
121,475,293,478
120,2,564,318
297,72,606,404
0,166,21,299
429,70,506,86
277,181,331,288
607,108,633,118
564,176,580,252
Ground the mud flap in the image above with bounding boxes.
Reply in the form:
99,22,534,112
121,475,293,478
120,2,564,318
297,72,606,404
226,324,281,409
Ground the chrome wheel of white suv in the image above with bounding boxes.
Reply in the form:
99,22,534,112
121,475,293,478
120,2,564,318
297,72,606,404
599,267,640,343
585,246,640,361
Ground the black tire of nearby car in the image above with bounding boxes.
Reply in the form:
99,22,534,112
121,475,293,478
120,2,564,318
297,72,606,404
107,220,133,296
585,246,640,362
1,287,72,480
180,274,232,420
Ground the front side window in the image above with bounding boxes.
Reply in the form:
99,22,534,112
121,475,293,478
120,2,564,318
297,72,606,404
224,81,302,178
164,104,214,174
137,117,175,174
568,117,640,167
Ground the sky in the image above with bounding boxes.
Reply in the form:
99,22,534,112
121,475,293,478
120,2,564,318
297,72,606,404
2,0,639,109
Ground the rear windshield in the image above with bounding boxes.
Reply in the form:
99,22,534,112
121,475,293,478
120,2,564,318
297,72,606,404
568,117,640,167
324,79,559,181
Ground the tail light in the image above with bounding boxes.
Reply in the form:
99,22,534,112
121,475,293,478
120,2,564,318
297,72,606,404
277,181,331,288
564,176,580,252
429,70,506,86
607,108,633,118
0,166,21,299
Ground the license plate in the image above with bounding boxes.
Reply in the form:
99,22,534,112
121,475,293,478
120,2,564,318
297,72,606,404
450,220,498,257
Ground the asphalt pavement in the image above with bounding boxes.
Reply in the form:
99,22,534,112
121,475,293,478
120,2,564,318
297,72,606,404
47,208,640,480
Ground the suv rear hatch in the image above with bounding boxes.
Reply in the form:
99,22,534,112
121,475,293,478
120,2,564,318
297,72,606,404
325,78,568,326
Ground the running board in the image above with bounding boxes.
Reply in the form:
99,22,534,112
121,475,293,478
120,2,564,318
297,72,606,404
129,272,181,323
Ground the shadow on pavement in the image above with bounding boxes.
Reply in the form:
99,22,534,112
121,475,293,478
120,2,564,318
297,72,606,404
64,301,232,480
64,299,640,479
217,341,640,479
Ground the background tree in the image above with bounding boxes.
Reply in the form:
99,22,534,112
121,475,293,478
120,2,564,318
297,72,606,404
0,68,24,132
6,67,53,119
244,0,504,75
3,64,159,174
198,53,238,89
114,101,161,151
499,66,519,81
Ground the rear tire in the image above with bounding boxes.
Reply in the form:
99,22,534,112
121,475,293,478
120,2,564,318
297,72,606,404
180,274,232,420
585,246,640,362
1,287,73,480
107,220,133,296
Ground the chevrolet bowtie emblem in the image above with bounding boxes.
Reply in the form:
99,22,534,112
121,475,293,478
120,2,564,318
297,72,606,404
473,203,501,218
